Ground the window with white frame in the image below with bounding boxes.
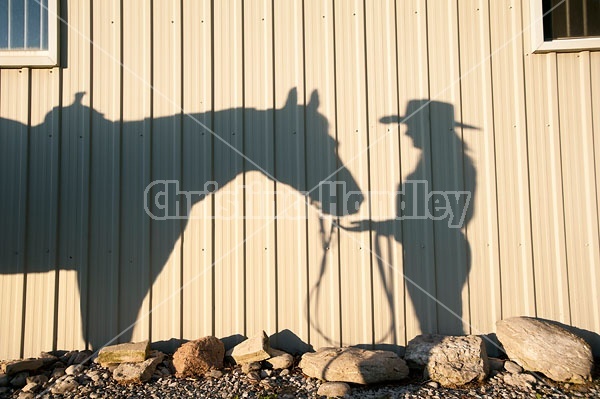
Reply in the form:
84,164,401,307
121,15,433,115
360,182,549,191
531,0,600,52
0,0,58,66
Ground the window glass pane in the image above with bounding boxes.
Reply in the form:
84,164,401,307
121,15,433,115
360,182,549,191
25,0,41,48
41,0,47,50
568,0,585,37
587,0,600,36
0,0,8,49
9,0,25,49
544,0,600,39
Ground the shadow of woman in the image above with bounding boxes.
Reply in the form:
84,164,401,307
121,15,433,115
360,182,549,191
342,100,477,342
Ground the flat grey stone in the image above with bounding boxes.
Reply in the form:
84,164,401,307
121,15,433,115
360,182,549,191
97,341,149,366
112,351,164,384
1,359,43,376
496,317,593,383
227,332,270,364
405,334,489,387
299,347,408,385
317,381,351,397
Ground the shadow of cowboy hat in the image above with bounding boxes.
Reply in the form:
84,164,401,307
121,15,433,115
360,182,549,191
379,99,479,130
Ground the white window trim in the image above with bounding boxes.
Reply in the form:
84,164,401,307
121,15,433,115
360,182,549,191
0,0,59,67
530,0,600,53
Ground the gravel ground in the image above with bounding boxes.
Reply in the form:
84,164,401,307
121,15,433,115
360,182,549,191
1,362,599,399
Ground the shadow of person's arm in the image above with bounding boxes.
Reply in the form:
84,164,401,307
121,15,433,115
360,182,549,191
340,219,399,236
339,219,371,233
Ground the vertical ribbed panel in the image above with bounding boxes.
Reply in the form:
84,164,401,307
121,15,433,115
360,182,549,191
457,0,501,339
395,0,436,339
489,0,535,319
524,50,570,324
150,0,183,346
244,0,276,337
364,0,404,351
0,68,28,359
88,0,122,349
334,0,372,347
273,0,309,353
557,52,600,350
212,0,245,343
120,0,152,343
23,68,60,356
56,0,91,352
181,0,213,341
304,0,341,349
0,0,599,359
427,0,470,335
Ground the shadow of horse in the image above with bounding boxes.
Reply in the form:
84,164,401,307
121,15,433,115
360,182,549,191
0,88,364,352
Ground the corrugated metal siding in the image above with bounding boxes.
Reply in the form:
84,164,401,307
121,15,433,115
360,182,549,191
1,0,599,359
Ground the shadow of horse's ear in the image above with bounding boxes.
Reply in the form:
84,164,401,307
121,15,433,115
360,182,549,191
284,88,298,109
74,91,86,104
308,89,319,110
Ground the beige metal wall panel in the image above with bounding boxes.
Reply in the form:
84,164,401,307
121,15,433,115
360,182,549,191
364,0,405,350
23,69,60,357
427,0,470,335
488,0,535,318
334,0,373,347
395,0,436,339
304,0,342,349
593,55,600,333
4,0,600,360
181,0,214,340
0,69,28,359
88,0,122,349
56,0,91,351
557,52,600,349
243,0,277,337
213,0,246,342
150,0,183,344
273,0,309,352
120,0,152,344
524,52,570,324
521,0,569,326
456,0,501,337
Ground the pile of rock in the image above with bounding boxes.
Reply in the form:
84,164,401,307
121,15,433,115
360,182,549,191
292,317,595,397
0,316,596,398
0,349,98,397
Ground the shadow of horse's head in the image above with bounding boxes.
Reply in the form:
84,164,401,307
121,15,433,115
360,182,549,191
296,89,364,217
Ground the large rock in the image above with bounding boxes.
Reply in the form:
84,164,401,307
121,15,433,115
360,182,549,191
0,359,43,375
264,348,294,370
112,351,164,384
172,336,225,377
227,332,270,364
299,347,409,385
97,341,149,366
317,382,352,397
496,317,593,383
405,334,489,387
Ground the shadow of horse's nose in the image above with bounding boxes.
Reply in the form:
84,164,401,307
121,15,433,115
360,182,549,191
345,192,364,215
